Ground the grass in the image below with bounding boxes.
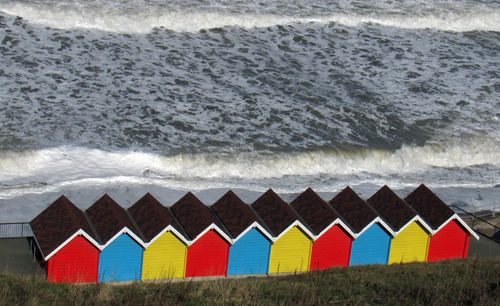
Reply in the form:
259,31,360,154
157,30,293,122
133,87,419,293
1,258,499,305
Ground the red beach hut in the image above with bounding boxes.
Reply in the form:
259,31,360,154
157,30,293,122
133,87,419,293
404,184,479,261
170,192,232,278
291,188,355,270
30,195,101,283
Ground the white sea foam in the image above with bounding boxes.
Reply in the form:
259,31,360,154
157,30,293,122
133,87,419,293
1,3,499,33
0,139,498,192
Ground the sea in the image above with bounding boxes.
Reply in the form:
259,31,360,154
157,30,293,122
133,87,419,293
0,0,499,222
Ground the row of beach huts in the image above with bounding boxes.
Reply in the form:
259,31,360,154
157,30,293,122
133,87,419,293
29,184,478,283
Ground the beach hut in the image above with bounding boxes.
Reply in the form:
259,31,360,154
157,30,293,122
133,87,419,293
211,190,273,276
291,188,355,270
329,187,393,266
251,189,314,274
30,195,100,283
86,194,145,282
404,184,479,262
368,186,433,264
170,192,232,278
128,193,189,280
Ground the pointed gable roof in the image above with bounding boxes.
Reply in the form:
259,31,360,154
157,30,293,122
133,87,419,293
367,185,416,232
128,193,186,243
170,192,226,241
85,194,142,245
211,190,260,239
290,188,339,236
404,184,455,230
30,195,98,258
251,189,298,237
329,186,378,234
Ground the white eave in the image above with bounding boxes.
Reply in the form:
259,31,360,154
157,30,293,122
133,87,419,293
100,227,147,249
43,229,102,261
313,219,357,240
231,221,275,244
272,220,316,242
434,214,480,240
355,217,396,238
187,223,232,246
143,225,190,247
394,215,434,236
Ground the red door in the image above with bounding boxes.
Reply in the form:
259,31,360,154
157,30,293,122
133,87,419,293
185,230,230,277
427,220,469,262
310,225,353,270
47,235,100,283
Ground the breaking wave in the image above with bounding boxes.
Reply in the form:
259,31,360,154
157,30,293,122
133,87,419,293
1,4,499,33
0,139,498,185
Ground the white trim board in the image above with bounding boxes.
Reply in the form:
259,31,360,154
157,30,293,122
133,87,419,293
43,229,102,261
231,221,275,244
99,227,147,249
187,223,232,245
355,217,396,238
144,225,190,247
434,214,480,240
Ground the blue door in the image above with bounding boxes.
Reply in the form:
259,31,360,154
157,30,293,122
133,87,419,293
227,228,272,275
350,223,392,266
99,234,143,282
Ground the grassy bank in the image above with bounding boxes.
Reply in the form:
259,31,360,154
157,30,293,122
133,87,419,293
1,258,498,305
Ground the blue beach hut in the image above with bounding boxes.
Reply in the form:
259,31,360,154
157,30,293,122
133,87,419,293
329,187,394,266
85,194,146,282
211,191,273,276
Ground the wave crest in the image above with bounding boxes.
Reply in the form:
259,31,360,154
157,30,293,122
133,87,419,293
1,4,499,33
0,139,498,183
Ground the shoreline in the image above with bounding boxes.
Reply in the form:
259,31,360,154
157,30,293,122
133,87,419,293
0,183,498,223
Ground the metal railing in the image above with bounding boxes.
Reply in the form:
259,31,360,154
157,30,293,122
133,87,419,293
450,205,499,241
0,222,33,238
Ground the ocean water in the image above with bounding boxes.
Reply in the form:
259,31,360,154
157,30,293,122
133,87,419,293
0,0,499,222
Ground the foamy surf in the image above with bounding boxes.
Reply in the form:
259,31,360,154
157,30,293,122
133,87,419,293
0,139,498,197
1,4,499,33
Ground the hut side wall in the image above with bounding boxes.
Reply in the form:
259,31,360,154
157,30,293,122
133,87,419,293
268,226,312,274
142,231,187,280
350,223,392,266
47,235,100,283
227,228,272,276
185,229,230,278
427,220,470,262
310,225,353,270
388,222,430,264
98,234,144,282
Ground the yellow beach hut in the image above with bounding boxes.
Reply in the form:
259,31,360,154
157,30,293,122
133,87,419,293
128,193,188,280
251,189,314,274
367,186,433,264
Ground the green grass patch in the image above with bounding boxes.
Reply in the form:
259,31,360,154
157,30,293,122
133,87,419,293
1,258,498,305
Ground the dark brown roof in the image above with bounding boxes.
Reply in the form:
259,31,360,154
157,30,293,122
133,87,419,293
128,193,185,243
85,194,142,244
291,188,339,236
367,185,416,232
211,190,259,239
329,186,378,233
404,184,454,230
251,189,298,237
170,192,224,240
30,195,97,257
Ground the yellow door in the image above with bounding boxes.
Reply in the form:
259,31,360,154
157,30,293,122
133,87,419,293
269,226,312,274
389,222,430,264
142,231,187,279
